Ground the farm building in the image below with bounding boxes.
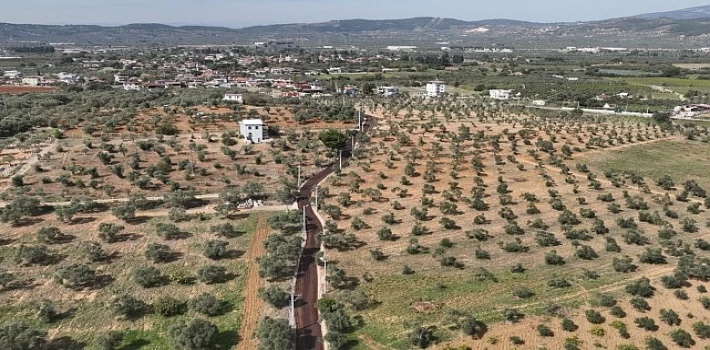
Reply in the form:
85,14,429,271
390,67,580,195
239,119,265,143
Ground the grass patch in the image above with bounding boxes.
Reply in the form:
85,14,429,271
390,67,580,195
353,265,621,349
577,139,710,189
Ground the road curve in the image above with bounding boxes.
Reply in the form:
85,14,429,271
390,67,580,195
295,115,375,350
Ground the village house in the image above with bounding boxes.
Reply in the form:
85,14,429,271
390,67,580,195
22,77,41,86
223,93,244,103
239,119,265,143
489,89,513,100
3,70,22,79
378,86,399,97
342,85,358,95
57,72,78,84
123,82,142,91
426,80,446,97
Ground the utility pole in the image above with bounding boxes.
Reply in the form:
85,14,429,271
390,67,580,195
290,278,296,326
297,165,301,188
358,103,362,131
339,149,342,170
322,249,328,294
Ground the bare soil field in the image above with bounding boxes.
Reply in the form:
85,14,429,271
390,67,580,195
674,63,710,70
0,85,58,94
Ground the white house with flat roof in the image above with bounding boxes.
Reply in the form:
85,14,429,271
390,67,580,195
223,93,243,104
22,77,40,86
3,70,22,79
426,80,446,97
123,82,142,91
239,119,264,143
378,86,399,97
489,89,513,100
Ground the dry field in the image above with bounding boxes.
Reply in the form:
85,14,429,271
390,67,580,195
0,85,58,94
317,102,710,349
2,104,358,203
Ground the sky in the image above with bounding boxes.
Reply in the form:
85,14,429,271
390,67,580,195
1,0,710,28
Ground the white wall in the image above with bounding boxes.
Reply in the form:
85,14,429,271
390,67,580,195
239,122,264,143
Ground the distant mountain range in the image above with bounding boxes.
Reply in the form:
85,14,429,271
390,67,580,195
3,5,710,47
634,5,710,20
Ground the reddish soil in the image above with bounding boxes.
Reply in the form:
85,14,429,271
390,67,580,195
0,86,57,94
237,214,269,350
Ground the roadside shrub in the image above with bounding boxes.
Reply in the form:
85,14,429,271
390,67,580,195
259,285,290,308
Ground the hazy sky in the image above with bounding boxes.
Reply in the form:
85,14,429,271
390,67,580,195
1,0,709,28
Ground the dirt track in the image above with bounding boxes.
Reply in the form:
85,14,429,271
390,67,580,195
237,214,269,350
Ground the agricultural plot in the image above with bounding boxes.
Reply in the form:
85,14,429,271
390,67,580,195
0,98,358,349
315,99,710,350
0,207,265,349
5,104,349,203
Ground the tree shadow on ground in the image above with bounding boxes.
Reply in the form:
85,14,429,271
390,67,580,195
45,336,86,349
215,330,240,349
120,339,150,350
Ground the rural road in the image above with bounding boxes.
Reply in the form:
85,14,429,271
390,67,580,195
295,115,374,350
